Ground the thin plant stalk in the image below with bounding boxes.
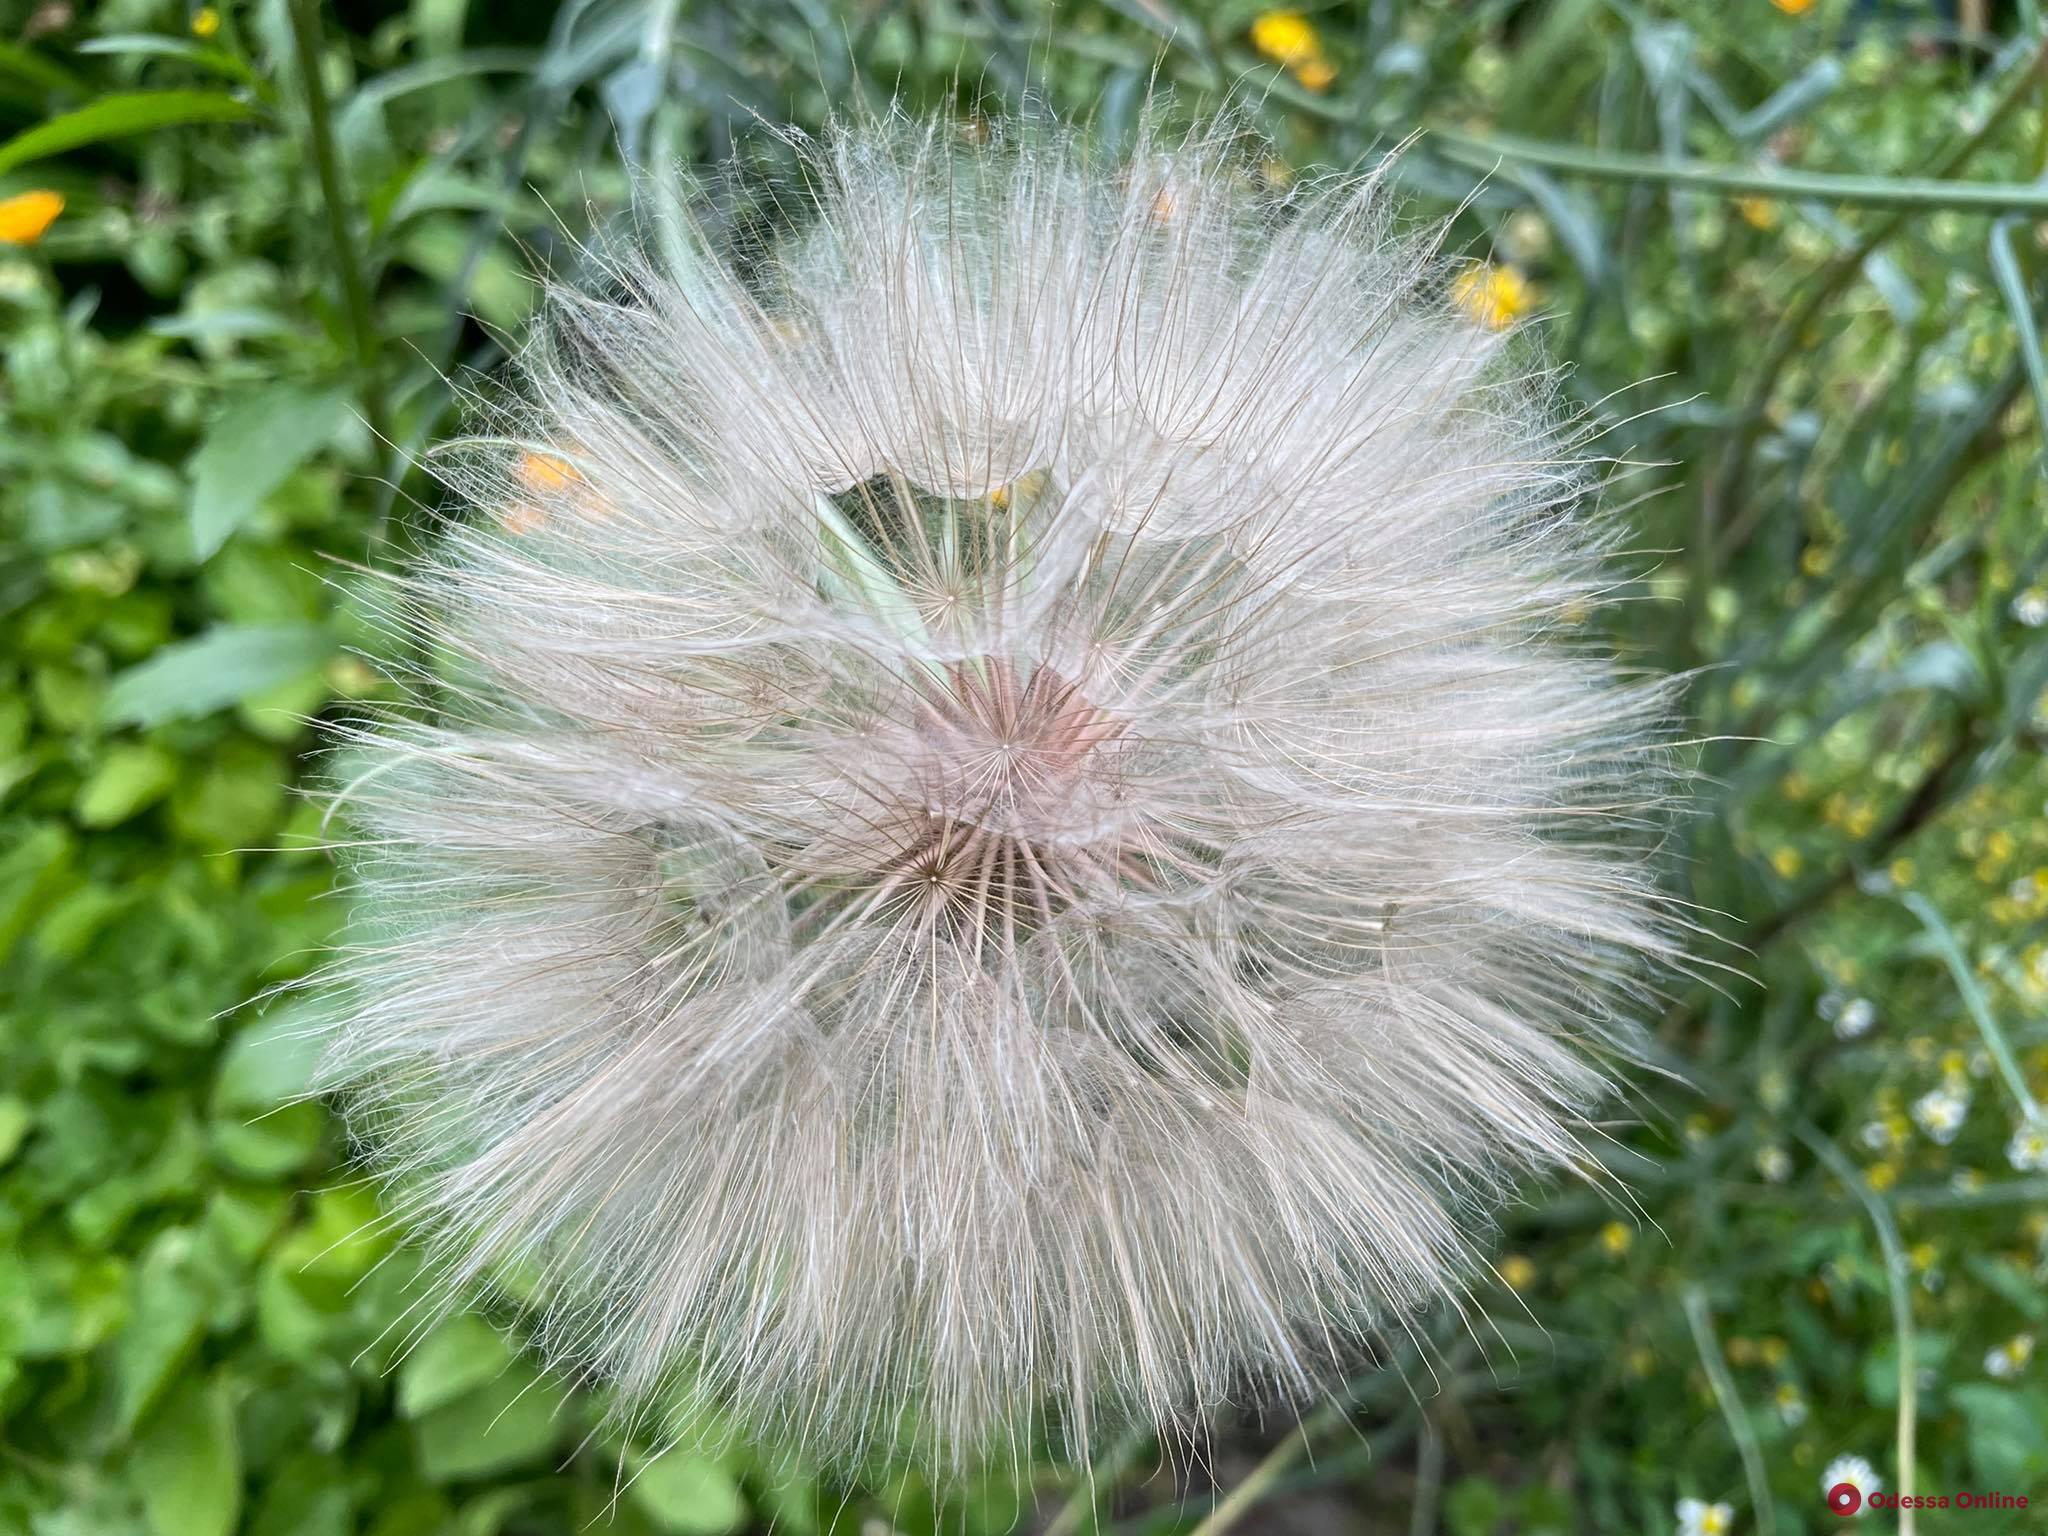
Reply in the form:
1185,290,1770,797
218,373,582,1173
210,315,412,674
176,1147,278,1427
287,0,391,454
1799,1124,1916,1536
1681,1286,1778,1536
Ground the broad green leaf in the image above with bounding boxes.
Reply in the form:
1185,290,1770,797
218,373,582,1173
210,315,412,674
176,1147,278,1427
214,1006,324,1114
0,823,73,958
210,1099,326,1179
0,1096,31,1165
1951,1385,2048,1489
133,1375,240,1536
73,744,177,829
397,1315,514,1420
246,1451,351,1536
108,1227,228,1437
399,218,536,330
413,1359,569,1480
629,1450,748,1535
103,624,333,728
0,91,256,175
187,384,348,558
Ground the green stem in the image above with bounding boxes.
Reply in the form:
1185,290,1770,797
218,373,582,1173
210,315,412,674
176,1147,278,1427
1428,121,2048,210
1681,1286,1779,1536
287,0,390,453
1184,1399,1347,1536
1042,1431,1153,1536
1798,1124,1917,1536
1902,891,2043,1121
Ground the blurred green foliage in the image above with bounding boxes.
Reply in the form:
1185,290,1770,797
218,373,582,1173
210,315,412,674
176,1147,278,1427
3,1,2048,1532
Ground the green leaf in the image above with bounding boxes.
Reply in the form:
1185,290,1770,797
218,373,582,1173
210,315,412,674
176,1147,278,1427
1951,1385,2048,1489
397,1315,514,1420
412,1359,570,1481
104,624,333,728
1989,217,2048,462
0,90,256,175
628,1450,748,1535
187,384,348,558
0,40,88,101
73,743,178,828
210,1099,326,1179
132,1375,240,1536
214,1006,324,1114
74,37,258,86
108,1228,230,1437
0,1095,31,1166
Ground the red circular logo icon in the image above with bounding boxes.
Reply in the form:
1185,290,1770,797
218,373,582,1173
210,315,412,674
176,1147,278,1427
1828,1482,1863,1517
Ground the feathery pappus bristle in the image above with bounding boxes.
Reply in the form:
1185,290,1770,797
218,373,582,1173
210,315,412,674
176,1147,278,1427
315,113,1680,1472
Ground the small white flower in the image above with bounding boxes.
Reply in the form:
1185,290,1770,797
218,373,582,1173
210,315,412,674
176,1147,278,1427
1985,1333,2035,1378
1823,1455,1882,1502
1834,997,1876,1040
1755,1145,1792,1183
1912,1085,1969,1146
1774,1383,1808,1426
1816,991,1843,1022
2013,588,2048,628
1858,1119,1895,1152
1677,1497,1735,1536
2009,1117,2048,1173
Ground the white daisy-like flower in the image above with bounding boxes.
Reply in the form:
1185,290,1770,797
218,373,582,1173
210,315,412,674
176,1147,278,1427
1911,1085,1969,1146
1755,1145,1792,1183
1834,997,1877,1040
1823,1454,1882,1503
2012,588,2048,628
1985,1333,2035,1378
314,118,1677,1468
1676,1496,1735,1536
2008,1116,2048,1172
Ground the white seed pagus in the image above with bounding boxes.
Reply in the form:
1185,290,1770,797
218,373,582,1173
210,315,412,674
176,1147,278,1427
319,117,1678,1470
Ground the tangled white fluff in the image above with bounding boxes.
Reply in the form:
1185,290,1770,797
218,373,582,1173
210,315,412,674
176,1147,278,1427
319,117,1676,1470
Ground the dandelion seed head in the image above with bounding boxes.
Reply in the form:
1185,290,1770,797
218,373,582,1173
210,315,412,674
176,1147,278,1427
314,116,1680,1470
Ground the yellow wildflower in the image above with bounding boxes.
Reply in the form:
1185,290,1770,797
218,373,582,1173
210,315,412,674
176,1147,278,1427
1759,1336,1788,1367
1451,263,1533,330
1771,0,1816,13
1770,846,1803,879
1737,195,1780,230
1599,1219,1633,1256
0,190,63,246
1249,12,1338,92
192,6,221,38
1250,11,1321,69
1292,56,1336,91
1498,1253,1536,1290
1866,1160,1898,1192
